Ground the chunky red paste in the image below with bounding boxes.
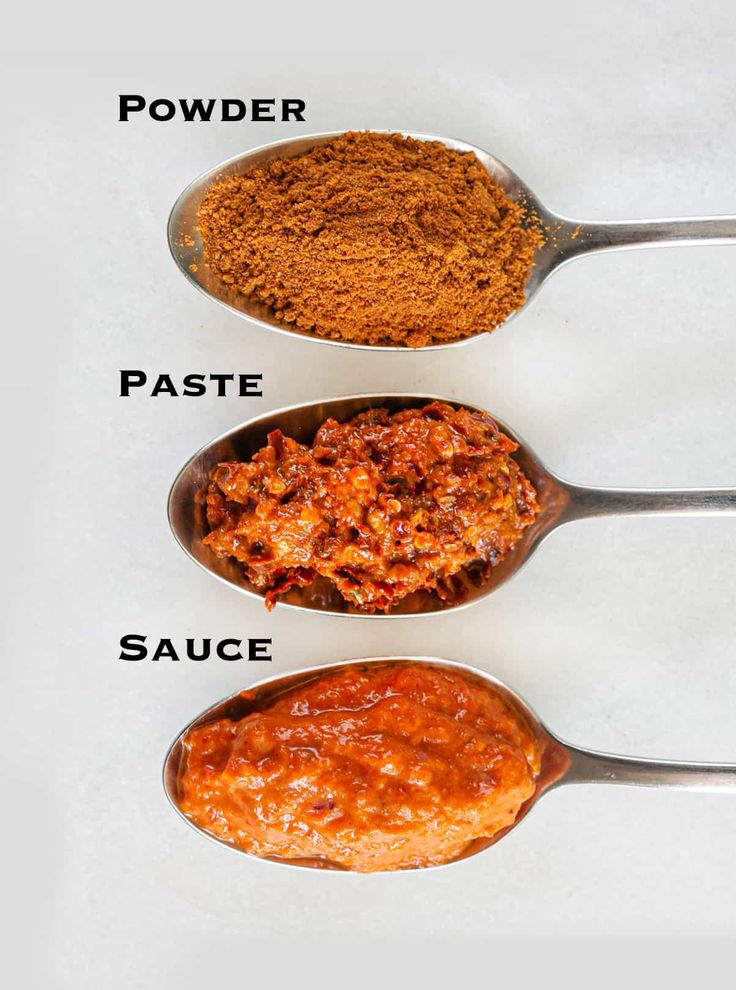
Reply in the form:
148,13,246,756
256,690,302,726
203,402,538,612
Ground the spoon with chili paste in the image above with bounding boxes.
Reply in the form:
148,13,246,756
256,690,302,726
168,130,736,350
162,656,736,873
167,393,736,616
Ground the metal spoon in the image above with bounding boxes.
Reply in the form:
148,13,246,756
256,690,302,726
163,655,736,872
168,130,736,351
168,393,736,617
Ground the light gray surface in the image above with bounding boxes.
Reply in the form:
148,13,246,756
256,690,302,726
2,2,736,986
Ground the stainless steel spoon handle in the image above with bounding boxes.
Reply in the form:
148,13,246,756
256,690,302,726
563,743,736,793
559,215,736,261
564,484,736,521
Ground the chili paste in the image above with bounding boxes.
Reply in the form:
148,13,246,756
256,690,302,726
203,402,538,612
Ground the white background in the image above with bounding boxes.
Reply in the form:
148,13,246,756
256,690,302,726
2,2,735,986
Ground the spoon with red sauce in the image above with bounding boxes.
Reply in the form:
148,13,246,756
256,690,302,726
168,130,736,351
162,656,736,872
167,393,736,617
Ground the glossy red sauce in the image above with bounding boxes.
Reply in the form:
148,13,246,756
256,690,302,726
177,662,543,872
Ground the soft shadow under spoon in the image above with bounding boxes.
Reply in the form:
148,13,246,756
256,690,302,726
167,393,736,617
163,655,736,872
168,130,736,351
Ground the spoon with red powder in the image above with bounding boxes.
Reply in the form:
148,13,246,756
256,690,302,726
168,130,736,350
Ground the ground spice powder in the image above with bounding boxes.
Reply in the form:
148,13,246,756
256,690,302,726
198,131,541,347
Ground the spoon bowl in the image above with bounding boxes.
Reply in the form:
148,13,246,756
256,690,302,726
167,393,736,617
163,655,736,872
168,131,736,351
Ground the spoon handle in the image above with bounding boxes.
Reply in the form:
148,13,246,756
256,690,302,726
564,484,736,520
557,215,736,260
563,742,736,793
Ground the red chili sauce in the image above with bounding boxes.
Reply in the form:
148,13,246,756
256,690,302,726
177,662,543,872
